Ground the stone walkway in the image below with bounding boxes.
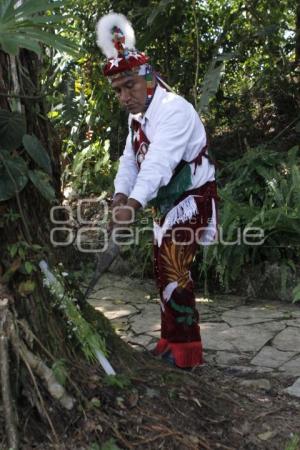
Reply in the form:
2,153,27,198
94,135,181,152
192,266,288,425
88,273,300,397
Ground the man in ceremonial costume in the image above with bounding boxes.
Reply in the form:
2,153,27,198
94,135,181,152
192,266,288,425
96,12,218,369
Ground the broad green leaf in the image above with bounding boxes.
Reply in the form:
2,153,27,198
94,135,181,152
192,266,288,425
0,0,80,57
28,169,55,202
23,134,52,175
0,29,78,56
0,109,26,149
24,261,35,274
22,29,79,56
0,151,28,201
0,0,14,22
292,284,300,303
0,34,41,55
287,145,299,161
198,61,225,114
0,35,19,55
15,0,65,18
25,15,70,25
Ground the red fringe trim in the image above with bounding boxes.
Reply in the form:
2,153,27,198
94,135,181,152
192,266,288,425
153,339,203,368
153,338,169,355
170,341,203,368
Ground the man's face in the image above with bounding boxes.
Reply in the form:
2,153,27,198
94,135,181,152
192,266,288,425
111,74,147,114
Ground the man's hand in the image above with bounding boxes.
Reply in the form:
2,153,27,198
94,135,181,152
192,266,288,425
112,193,128,208
112,197,142,229
108,193,128,232
114,205,135,225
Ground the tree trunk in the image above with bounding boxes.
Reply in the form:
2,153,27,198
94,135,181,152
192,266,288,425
296,3,300,66
0,48,132,450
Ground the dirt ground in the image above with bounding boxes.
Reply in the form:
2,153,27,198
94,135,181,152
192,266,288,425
1,197,299,450
2,348,299,450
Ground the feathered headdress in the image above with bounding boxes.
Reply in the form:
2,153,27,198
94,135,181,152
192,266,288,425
96,12,149,78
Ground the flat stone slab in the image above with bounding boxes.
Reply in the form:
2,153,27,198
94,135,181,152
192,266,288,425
124,334,153,349
279,356,300,376
273,327,300,352
89,287,153,304
251,346,297,368
129,304,161,334
203,322,285,352
91,302,137,320
146,330,161,338
94,273,156,292
201,323,233,350
222,306,288,326
283,378,300,398
110,317,131,333
285,319,300,328
223,326,275,352
87,274,300,379
215,351,245,365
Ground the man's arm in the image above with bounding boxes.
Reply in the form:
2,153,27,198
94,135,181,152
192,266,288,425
129,104,192,208
113,129,138,197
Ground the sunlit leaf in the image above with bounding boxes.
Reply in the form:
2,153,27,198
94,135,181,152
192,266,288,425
15,0,65,18
198,61,225,114
0,0,80,56
18,279,36,296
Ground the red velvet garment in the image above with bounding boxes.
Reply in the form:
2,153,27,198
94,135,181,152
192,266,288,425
130,117,218,367
153,181,218,368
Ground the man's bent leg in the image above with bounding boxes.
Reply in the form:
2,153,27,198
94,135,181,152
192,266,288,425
153,226,203,368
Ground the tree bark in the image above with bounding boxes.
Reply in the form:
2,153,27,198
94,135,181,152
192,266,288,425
0,298,19,450
296,3,300,65
0,47,130,449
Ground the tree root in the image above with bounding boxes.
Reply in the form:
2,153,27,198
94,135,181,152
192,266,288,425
10,318,75,411
0,284,77,449
19,347,59,442
17,318,88,406
0,298,19,450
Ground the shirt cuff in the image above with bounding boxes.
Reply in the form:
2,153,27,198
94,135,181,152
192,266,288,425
129,187,150,209
114,183,131,197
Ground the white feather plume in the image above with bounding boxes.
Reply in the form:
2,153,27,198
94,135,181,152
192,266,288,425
96,12,136,59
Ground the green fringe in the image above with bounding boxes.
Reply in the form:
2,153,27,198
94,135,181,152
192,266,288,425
150,163,192,214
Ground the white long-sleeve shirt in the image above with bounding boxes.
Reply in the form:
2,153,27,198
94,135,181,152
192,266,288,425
114,84,215,208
